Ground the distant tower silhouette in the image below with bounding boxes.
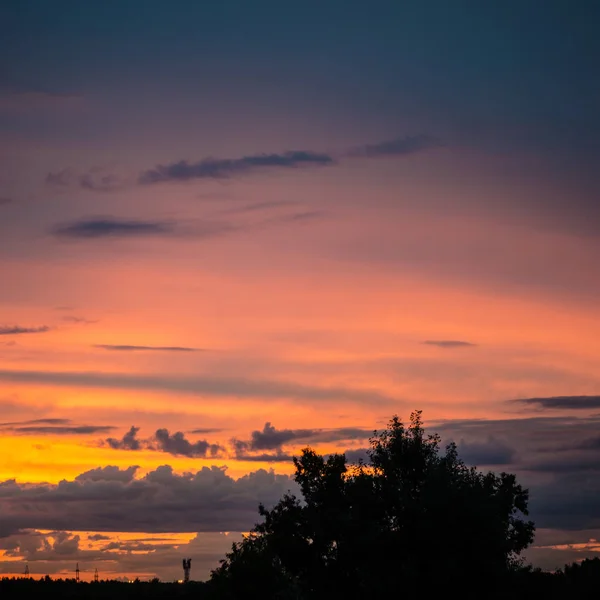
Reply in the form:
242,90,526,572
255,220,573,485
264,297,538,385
76,563,80,583
182,558,191,583
24,564,29,577
94,568,99,583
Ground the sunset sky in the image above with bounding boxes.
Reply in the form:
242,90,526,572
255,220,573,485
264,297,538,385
1,0,600,582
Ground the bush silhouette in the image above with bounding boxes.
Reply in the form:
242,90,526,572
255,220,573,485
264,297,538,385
209,411,535,599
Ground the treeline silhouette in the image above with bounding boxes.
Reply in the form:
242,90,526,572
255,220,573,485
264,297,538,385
2,412,599,599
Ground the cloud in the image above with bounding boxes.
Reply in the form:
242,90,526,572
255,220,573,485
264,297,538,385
233,422,373,455
152,429,222,458
62,316,98,324
219,201,298,215
516,396,600,409
0,418,114,435
189,428,224,435
0,197,12,205
0,369,393,405
235,452,294,462
347,134,442,158
51,217,176,239
0,465,297,533
456,436,517,466
45,166,127,192
423,340,477,348
138,150,335,184
105,426,141,450
0,325,49,335
337,448,370,464
104,426,222,458
45,168,73,186
7,425,114,435
51,216,235,241
94,344,200,352
79,171,126,193
0,418,70,428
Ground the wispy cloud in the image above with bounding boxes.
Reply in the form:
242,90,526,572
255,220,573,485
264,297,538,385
94,344,201,352
0,418,70,427
51,216,234,241
51,217,176,239
515,395,600,409
0,369,394,405
45,166,128,192
423,340,477,348
62,316,98,325
347,134,442,158
0,325,49,335
138,150,335,184
0,418,114,435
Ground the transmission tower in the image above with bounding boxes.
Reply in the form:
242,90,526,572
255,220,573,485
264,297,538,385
94,568,99,583
75,563,80,583
24,564,29,578
182,558,191,583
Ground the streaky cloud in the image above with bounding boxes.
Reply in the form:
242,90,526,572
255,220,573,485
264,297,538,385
0,325,50,335
423,340,477,348
5,424,115,435
0,418,70,427
347,134,442,158
516,395,600,409
94,344,201,352
0,369,393,405
138,150,335,184
51,217,176,239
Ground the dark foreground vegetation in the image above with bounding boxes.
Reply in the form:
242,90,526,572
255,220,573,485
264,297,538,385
2,412,599,598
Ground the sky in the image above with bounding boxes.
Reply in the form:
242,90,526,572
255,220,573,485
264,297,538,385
1,0,600,582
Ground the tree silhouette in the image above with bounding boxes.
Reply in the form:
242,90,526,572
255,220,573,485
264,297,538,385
210,411,535,599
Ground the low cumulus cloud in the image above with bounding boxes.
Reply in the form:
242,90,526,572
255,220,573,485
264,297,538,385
104,426,222,457
94,344,200,352
138,150,335,184
105,426,141,450
423,340,477,348
0,325,49,335
515,395,600,410
152,428,223,458
0,464,297,534
231,422,373,460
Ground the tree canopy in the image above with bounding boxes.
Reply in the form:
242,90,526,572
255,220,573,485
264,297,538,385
209,411,536,599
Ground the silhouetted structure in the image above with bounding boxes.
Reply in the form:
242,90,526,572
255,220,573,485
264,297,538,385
75,563,80,583
94,568,99,583
23,565,29,578
182,559,191,583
